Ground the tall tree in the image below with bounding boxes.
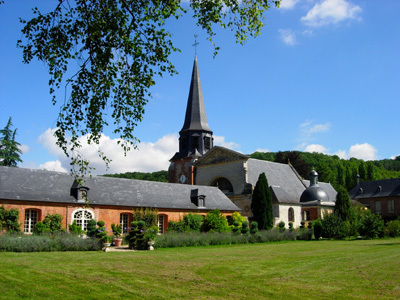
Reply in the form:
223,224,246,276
251,172,273,230
0,117,23,167
334,186,352,221
16,0,281,175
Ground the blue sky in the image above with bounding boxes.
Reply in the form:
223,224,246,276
0,0,399,174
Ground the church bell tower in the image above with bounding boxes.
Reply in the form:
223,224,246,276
168,56,213,184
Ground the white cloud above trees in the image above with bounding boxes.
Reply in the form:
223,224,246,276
36,129,240,174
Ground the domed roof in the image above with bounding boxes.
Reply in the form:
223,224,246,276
300,169,330,203
300,185,329,202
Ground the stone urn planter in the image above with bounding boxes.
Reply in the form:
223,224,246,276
103,242,111,248
113,238,123,247
148,240,155,251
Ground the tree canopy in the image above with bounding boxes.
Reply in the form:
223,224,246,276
0,117,23,167
15,0,280,175
250,150,400,190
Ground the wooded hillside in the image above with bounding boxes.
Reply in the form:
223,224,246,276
250,151,400,190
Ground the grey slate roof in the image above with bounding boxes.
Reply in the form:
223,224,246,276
0,166,239,211
349,177,400,199
247,159,306,204
180,56,212,134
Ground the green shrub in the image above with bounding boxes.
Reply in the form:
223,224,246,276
250,221,258,234
95,220,107,243
183,213,203,232
111,223,122,238
0,206,21,233
33,221,50,235
358,210,384,239
86,219,97,237
288,222,294,232
241,221,249,235
386,220,400,237
232,221,241,234
202,209,230,233
278,221,285,232
132,208,158,227
321,212,345,239
313,219,323,240
42,213,63,233
68,220,84,235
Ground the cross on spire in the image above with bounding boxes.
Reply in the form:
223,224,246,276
192,34,199,55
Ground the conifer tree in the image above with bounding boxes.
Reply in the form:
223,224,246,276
251,173,273,230
0,117,22,167
334,186,352,221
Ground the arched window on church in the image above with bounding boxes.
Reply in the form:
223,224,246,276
210,177,234,195
288,207,294,223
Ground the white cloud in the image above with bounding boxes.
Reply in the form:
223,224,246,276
304,144,329,154
36,129,240,174
39,160,68,173
18,144,30,154
300,120,331,137
278,29,297,46
214,135,240,150
347,143,377,161
301,0,362,27
255,148,271,153
299,142,378,161
279,0,300,10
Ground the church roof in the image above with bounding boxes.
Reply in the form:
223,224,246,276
247,159,307,204
180,56,212,134
0,166,239,211
349,177,400,199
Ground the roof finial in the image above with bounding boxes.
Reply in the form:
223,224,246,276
193,34,199,55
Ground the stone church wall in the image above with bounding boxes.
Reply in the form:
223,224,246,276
274,204,302,228
196,160,247,195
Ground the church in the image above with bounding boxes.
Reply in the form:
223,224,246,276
0,55,336,234
168,56,337,228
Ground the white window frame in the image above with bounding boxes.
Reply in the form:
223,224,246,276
24,209,38,233
158,215,164,234
72,209,94,231
120,213,129,234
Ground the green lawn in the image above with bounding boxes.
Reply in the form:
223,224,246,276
0,239,399,299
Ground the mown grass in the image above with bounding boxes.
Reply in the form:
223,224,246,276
0,239,399,299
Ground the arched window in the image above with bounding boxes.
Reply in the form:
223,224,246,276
72,209,94,231
288,207,294,223
210,177,234,195
24,209,39,233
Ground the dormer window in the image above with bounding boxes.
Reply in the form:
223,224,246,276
191,189,206,208
70,180,89,202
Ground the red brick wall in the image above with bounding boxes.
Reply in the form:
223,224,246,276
0,200,234,233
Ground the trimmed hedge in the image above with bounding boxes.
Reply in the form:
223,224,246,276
0,233,102,252
154,229,298,249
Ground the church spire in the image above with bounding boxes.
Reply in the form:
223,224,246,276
168,55,214,184
180,56,212,134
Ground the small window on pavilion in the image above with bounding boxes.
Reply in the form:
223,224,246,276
288,207,294,223
192,136,199,150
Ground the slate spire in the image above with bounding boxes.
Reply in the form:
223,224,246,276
180,55,212,133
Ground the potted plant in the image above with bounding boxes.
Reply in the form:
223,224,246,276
144,226,159,250
111,223,123,247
